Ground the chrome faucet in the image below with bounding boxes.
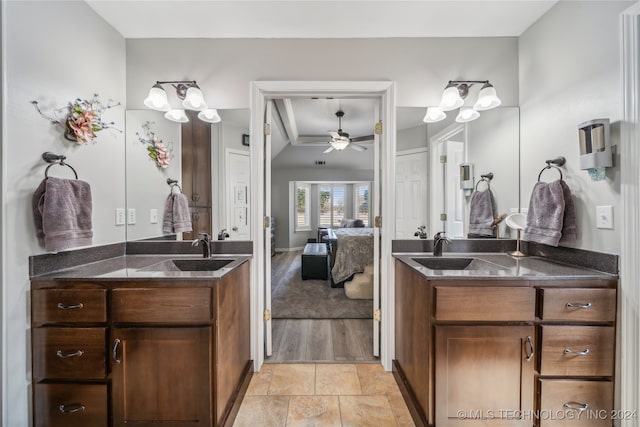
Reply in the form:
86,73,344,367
192,233,211,258
433,231,451,256
218,229,230,241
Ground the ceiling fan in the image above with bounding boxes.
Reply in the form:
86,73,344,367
323,110,368,153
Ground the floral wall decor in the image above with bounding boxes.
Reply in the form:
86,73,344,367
31,94,121,144
137,121,173,168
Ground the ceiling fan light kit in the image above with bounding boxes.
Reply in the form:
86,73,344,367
323,110,368,154
428,80,501,124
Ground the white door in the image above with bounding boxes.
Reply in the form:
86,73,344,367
264,100,273,356
395,150,428,238
373,102,382,357
444,140,465,238
225,149,251,240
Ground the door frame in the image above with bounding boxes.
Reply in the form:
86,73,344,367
250,81,396,370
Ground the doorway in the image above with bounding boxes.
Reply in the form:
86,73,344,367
250,81,396,371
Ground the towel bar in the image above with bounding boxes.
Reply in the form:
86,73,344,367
538,157,566,181
42,152,78,179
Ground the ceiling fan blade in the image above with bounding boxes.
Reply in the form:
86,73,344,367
349,144,367,152
350,135,374,143
323,146,334,153
328,131,340,139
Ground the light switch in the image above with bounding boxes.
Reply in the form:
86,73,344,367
115,208,126,226
150,209,158,224
127,208,136,225
596,205,613,229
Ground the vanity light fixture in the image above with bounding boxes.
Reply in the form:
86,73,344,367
426,80,502,124
143,80,220,124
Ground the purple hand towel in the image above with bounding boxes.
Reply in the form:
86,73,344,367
523,180,574,247
172,193,192,233
32,177,93,252
468,188,497,237
162,193,175,234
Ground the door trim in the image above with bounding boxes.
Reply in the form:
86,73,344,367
250,81,396,371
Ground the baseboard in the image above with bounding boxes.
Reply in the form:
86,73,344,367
275,246,305,252
392,359,429,427
220,359,254,427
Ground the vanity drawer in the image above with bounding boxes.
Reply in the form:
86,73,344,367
32,289,107,324
539,379,613,427
540,326,614,376
435,286,535,321
34,383,108,427
32,327,106,380
111,288,212,323
541,288,616,322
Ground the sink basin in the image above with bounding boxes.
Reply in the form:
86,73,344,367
411,257,474,270
171,259,234,271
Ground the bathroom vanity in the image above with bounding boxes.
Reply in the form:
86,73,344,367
30,255,252,427
393,254,617,427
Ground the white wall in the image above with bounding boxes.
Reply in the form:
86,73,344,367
397,125,428,152
519,0,633,254
126,37,519,109
2,2,126,425
125,110,181,241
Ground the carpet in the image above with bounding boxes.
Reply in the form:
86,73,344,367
271,251,373,319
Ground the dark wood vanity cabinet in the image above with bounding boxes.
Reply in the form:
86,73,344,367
393,259,617,427
31,260,251,427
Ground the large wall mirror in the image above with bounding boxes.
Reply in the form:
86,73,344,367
396,107,520,239
125,109,250,242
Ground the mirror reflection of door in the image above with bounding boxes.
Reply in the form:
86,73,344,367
225,149,251,240
395,149,428,238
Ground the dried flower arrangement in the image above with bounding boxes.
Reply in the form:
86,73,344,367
137,121,173,168
31,94,120,144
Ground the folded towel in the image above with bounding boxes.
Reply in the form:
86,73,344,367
32,177,93,252
523,180,576,246
468,189,497,237
172,193,193,233
162,193,175,234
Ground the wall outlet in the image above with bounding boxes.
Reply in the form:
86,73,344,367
115,208,126,226
596,205,613,229
150,209,158,224
127,208,136,225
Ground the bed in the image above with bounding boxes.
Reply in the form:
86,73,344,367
327,227,374,287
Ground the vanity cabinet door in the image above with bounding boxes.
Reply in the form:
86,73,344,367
435,325,535,427
111,327,212,427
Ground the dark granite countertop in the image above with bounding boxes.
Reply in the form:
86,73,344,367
30,254,252,282
393,252,617,281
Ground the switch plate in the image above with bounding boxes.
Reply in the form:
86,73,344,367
127,208,136,225
150,209,158,224
596,205,613,229
115,208,126,226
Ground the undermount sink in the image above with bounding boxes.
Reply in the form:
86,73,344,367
411,257,474,270
171,259,234,271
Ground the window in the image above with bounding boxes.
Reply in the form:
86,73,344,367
319,185,346,227
294,182,310,231
354,182,370,226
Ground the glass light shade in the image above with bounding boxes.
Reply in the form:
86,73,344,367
143,84,170,111
423,107,446,123
473,83,501,111
164,109,189,123
455,107,480,123
331,139,349,151
439,84,464,111
198,108,221,123
182,85,207,110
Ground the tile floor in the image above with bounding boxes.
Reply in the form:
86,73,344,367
233,363,416,427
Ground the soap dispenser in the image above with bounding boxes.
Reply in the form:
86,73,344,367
578,118,611,181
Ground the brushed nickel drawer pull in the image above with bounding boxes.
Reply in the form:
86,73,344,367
524,336,534,362
57,302,84,310
112,339,121,364
563,401,589,413
59,403,85,414
56,350,84,359
564,347,590,356
566,302,592,309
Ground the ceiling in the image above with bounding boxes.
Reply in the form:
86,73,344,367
87,1,557,39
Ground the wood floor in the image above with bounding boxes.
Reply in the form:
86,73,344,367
268,251,377,363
